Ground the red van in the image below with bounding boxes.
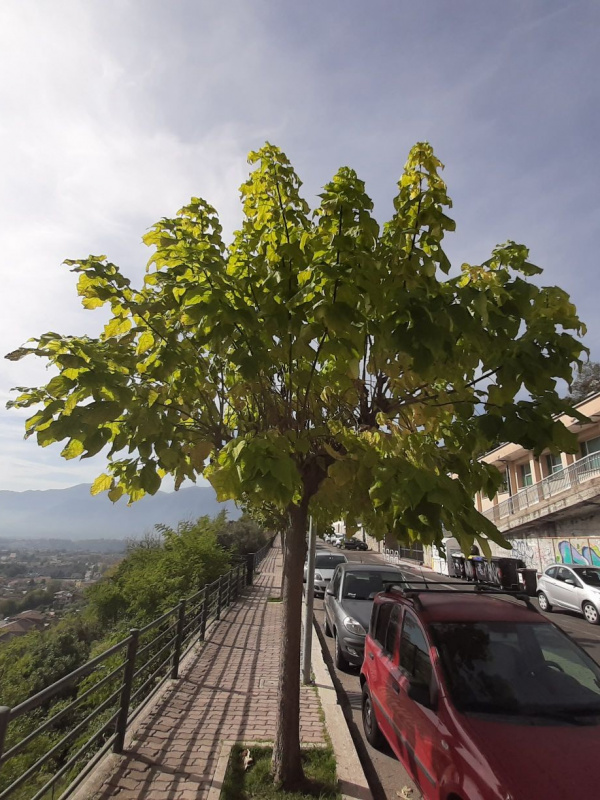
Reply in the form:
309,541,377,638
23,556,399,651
361,586,600,800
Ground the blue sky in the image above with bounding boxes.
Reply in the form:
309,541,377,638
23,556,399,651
1,0,598,491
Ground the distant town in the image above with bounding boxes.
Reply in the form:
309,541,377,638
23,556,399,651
0,538,126,642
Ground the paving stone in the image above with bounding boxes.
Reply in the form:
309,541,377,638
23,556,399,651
87,538,325,799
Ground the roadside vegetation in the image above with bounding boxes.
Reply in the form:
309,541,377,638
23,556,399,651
0,512,268,798
221,746,340,800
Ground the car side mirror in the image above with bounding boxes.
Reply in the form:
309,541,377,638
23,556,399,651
326,587,335,596
565,579,576,586
407,680,435,710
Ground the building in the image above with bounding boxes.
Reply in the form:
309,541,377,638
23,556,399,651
0,609,47,642
467,392,600,572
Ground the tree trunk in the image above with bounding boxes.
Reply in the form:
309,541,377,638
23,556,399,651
272,503,308,787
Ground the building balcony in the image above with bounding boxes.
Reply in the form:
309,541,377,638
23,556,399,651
483,452,600,531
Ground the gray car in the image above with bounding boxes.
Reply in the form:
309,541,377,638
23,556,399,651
303,552,348,595
324,563,408,670
537,564,600,624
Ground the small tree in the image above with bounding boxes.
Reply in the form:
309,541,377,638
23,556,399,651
6,143,585,786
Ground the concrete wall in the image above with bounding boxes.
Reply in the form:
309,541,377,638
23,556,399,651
429,510,600,574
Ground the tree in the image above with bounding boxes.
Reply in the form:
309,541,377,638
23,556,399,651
567,360,600,404
6,142,586,786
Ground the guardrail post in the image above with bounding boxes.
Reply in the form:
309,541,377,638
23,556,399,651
226,571,232,607
0,706,10,766
114,628,139,754
246,552,255,586
216,575,224,620
199,585,209,641
171,599,187,680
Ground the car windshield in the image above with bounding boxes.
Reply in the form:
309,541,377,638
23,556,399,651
431,621,600,719
315,555,346,569
342,572,405,600
572,567,600,586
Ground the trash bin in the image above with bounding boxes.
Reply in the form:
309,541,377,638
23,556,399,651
451,553,466,580
463,558,477,581
518,567,538,597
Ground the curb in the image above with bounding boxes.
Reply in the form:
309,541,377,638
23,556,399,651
310,621,373,800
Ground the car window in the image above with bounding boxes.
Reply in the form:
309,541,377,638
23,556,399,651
372,602,393,645
384,605,402,659
431,621,600,717
546,567,558,579
399,613,433,688
331,568,342,596
555,567,572,583
573,567,600,586
315,554,347,569
342,572,405,600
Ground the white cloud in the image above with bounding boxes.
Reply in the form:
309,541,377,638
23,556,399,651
1,0,598,491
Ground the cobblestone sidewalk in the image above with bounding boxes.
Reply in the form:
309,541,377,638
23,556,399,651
88,539,325,799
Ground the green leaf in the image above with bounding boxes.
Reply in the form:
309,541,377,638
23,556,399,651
108,486,124,503
140,463,161,495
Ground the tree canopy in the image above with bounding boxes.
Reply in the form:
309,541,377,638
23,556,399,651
6,141,587,785
7,141,585,556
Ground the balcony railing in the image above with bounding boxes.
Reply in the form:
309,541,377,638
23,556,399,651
484,452,600,524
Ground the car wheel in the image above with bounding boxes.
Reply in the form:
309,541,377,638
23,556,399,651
324,614,332,637
335,632,349,671
537,591,553,612
362,685,384,748
583,602,600,625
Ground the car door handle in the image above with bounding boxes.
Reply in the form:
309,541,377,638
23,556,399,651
368,652,374,660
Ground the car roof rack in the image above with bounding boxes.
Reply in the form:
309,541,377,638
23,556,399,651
381,580,537,611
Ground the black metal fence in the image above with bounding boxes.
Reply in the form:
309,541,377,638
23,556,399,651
0,539,274,800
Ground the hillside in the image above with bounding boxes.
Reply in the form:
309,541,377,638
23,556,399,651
0,484,239,539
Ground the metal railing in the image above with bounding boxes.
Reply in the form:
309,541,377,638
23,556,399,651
484,452,600,523
0,539,274,800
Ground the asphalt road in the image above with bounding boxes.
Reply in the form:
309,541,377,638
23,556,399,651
311,542,600,800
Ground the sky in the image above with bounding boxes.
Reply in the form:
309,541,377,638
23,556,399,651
0,0,598,492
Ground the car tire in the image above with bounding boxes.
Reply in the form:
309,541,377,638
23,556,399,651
537,591,553,612
583,601,600,625
362,685,384,748
335,632,349,671
324,614,333,637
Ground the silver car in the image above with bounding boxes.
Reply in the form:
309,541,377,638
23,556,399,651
324,563,408,669
537,564,600,624
304,552,348,596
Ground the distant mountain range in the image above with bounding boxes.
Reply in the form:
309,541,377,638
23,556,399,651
0,484,239,540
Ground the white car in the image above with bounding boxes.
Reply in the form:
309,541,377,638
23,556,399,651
537,564,600,624
304,552,348,595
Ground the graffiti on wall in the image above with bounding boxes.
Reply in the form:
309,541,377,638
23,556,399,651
556,539,600,566
510,539,536,566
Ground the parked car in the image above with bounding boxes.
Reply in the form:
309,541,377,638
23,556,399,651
331,535,345,548
361,586,600,800
340,537,369,551
303,552,348,595
537,564,600,624
324,564,408,669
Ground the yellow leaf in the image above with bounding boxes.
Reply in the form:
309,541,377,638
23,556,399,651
91,474,112,495
61,439,84,460
137,330,154,354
